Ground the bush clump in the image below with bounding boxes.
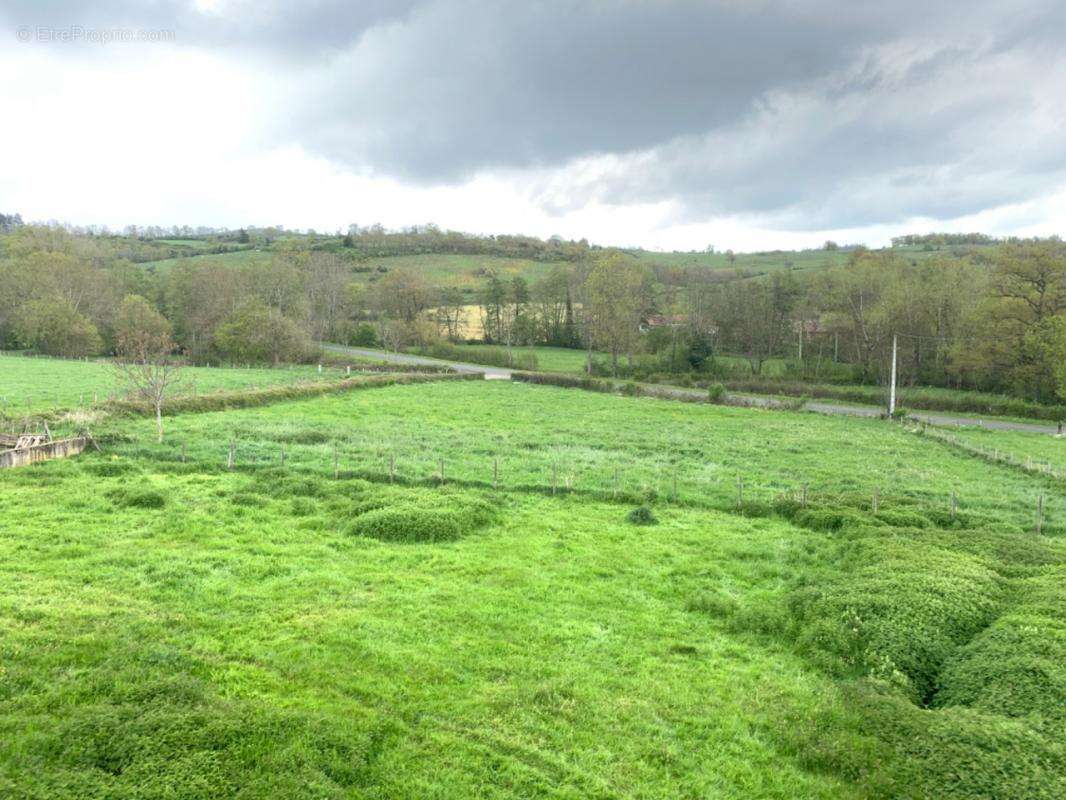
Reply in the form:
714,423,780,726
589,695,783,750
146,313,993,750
347,493,495,543
785,680,1066,800
793,507,878,532
707,382,726,403
626,505,658,525
84,459,139,477
792,536,1006,700
935,568,1066,722
109,487,167,509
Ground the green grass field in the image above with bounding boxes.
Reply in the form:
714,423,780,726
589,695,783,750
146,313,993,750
0,353,350,415
1,377,1063,798
360,254,567,292
628,247,849,275
947,426,1066,473
137,248,274,273
114,381,1059,527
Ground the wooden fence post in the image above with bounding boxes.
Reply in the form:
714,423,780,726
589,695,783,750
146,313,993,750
280,446,285,467
389,453,395,483
227,441,235,470
439,457,445,485
493,457,499,490
551,463,557,495
333,445,339,479
872,487,879,514
950,490,957,520
1036,494,1044,535
736,476,743,509
181,442,187,464
672,471,678,503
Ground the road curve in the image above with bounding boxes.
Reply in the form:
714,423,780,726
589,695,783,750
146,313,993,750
324,343,514,378
324,344,1061,435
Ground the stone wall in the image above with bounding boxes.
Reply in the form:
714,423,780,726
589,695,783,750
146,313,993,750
0,438,87,469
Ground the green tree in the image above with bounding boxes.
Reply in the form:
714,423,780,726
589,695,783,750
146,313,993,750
14,297,102,357
213,301,311,366
584,251,649,377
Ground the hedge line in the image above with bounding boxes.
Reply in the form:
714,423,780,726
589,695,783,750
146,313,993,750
720,377,1066,421
511,370,797,409
108,372,478,416
317,351,454,374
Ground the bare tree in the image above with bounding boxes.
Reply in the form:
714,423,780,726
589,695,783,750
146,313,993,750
113,295,181,442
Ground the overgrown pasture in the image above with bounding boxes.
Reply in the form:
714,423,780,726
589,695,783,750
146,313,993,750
114,380,1061,531
0,378,1063,798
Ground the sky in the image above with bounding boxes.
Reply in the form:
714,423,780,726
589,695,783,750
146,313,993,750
2,0,1066,251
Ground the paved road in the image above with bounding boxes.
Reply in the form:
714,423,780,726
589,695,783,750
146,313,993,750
325,344,1062,435
325,344,514,378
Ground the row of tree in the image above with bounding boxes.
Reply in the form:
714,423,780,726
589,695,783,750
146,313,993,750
2,222,1064,402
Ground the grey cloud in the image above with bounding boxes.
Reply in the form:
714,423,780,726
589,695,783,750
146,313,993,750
8,0,1066,231
282,0,1066,229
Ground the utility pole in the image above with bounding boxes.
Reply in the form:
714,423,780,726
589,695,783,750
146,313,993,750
888,333,898,417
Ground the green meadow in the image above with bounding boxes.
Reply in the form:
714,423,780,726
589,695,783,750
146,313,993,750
359,253,566,291
0,353,350,415
1,374,1063,798
947,425,1066,473
137,248,274,273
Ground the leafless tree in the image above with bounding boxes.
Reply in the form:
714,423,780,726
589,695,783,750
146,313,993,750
113,295,182,442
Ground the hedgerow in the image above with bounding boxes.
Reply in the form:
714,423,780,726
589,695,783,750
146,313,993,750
718,377,1066,421
108,372,477,416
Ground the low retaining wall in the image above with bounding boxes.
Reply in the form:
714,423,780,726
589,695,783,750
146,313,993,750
0,437,87,469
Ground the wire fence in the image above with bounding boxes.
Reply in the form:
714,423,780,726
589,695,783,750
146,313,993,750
109,431,1061,535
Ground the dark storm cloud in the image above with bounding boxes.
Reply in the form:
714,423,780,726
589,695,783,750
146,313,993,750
7,0,1066,230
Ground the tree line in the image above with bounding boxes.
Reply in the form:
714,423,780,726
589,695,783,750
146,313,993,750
1,222,1064,402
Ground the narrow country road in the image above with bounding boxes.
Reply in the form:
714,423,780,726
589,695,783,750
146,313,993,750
325,344,1062,435
325,343,514,378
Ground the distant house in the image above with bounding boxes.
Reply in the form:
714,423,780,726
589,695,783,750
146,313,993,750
792,318,824,336
640,313,687,333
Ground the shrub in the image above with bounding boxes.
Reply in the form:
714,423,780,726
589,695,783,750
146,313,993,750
793,507,876,532
935,568,1066,721
626,505,658,525
109,487,167,509
349,322,378,347
707,382,726,403
352,507,463,542
347,494,495,543
793,536,1006,700
783,679,1066,800
874,509,932,529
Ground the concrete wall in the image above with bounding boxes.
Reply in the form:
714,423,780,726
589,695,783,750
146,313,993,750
0,438,87,469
